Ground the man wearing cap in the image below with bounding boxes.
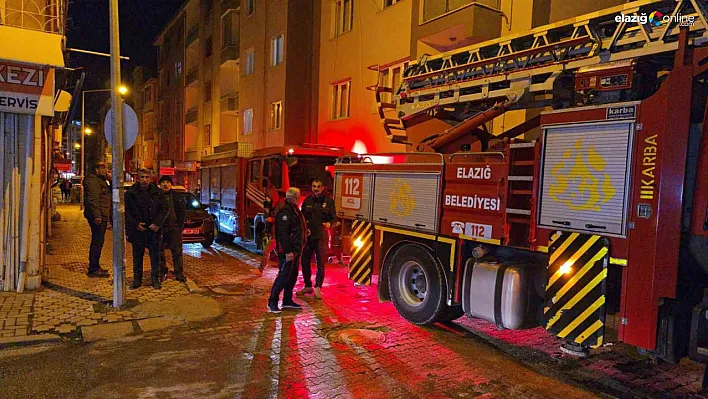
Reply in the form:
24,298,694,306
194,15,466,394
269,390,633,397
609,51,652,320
125,169,168,289
158,175,187,283
83,161,111,278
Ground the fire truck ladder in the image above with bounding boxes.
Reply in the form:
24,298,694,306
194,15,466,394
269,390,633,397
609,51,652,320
366,64,412,144
383,0,708,131
503,140,541,247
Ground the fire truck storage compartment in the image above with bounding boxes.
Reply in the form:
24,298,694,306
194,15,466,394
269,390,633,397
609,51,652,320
335,172,374,220
538,121,634,237
372,173,440,233
461,260,539,330
200,167,210,205
220,165,238,209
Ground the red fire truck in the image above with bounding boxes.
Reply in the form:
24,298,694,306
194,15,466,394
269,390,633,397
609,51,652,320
200,143,353,252
336,0,708,364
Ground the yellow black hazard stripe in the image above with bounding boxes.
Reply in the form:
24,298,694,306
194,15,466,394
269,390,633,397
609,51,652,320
544,231,609,349
348,220,374,285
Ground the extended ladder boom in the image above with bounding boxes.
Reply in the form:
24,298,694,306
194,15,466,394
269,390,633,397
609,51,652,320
376,0,708,143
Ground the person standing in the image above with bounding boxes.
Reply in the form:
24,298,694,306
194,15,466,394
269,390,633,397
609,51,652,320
61,179,72,202
125,169,168,290
267,187,307,313
83,162,111,278
298,178,336,300
158,175,187,283
259,181,285,273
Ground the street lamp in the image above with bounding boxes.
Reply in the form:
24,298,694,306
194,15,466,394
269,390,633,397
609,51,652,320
80,85,129,210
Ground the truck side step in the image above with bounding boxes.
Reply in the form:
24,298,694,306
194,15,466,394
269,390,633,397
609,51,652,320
506,208,532,216
508,176,534,182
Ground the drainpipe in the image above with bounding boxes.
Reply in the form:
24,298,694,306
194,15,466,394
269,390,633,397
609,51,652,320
17,114,32,293
0,113,5,290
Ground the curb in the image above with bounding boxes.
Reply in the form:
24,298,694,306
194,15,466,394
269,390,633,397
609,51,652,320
0,334,63,348
185,279,205,293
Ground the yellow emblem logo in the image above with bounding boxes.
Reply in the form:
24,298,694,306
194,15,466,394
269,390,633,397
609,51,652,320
549,139,616,211
390,179,416,217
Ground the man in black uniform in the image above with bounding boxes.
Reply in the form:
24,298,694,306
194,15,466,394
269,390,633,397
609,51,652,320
298,178,336,299
125,169,168,290
158,175,187,283
267,187,307,313
83,162,111,278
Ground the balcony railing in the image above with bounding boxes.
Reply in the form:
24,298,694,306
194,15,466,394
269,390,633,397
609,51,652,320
220,92,239,114
0,0,66,35
186,68,198,86
220,42,240,65
185,107,198,124
185,24,199,46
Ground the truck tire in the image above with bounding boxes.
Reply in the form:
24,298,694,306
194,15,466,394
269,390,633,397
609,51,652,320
388,245,446,325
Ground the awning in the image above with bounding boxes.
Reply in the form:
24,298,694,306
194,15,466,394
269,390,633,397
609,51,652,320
0,25,65,68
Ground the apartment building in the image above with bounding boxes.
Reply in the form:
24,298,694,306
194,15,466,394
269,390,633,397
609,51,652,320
131,67,158,174
153,0,316,190
0,0,68,290
316,0,626,153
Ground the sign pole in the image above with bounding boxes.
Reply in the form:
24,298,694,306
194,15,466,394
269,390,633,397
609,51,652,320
109,0,125,308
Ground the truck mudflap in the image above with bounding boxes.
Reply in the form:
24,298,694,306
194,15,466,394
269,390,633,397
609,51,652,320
348,220,374,285
544,231,610,349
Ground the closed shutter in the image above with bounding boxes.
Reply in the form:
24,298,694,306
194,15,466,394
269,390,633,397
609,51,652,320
335,172,373,220
221,165,237,209
372,173,439,232
538,121,634,236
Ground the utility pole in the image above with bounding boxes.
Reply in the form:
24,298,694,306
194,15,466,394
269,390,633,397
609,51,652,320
109,0,125,307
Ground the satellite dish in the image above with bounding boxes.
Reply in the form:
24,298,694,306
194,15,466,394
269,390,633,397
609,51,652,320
104,103,139,150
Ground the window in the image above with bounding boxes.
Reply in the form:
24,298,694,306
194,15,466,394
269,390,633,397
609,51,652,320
204,81,212,103
383,0,401,8
331,80,351,120
175,61,182,76
144,86,152,105
249,160,261,183
205,37,213,58
334,0,353,36
204,124,211,146
243,108,253,134
378,60,409,103
244,48,255,75
270,101,283,130
271,35,284,66
423,0,473,22
246,0,255,15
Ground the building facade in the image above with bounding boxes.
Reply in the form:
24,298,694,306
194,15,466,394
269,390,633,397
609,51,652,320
0,0,68,290
315,0,627,153
153,0,316,191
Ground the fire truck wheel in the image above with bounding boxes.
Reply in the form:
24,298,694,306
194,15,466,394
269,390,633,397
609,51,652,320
388,245,446,325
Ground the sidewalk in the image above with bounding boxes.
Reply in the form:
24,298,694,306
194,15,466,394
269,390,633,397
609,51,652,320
0,204,215,341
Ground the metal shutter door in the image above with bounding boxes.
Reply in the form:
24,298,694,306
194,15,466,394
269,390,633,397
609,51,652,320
538,121,633,237
335,172,373,220
221,165,237,209
372,173,440,232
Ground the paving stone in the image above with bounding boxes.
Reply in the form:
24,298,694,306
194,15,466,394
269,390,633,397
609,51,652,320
137,317,184,332
81,321,135,342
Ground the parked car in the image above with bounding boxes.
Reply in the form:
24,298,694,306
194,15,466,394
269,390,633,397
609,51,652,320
177,191,215,248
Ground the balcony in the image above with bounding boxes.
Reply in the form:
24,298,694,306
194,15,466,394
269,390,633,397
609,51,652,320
185,24,199,47
220,42,240,66
185,107,198,125
185,68,199,87
221,0,239,15
219,92,239,115
0,0,66,67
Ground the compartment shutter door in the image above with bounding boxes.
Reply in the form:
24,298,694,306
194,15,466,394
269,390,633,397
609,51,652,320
538,121,633,236
221,165,237,209
335,172,373,220
372,173,439,232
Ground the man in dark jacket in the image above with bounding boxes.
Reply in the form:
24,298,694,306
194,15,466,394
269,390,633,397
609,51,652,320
297,178,336,299
83,162,111,277
267,187,308,313
125,169,168,289
158,175,187,283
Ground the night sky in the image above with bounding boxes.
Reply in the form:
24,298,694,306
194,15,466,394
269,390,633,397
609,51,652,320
66,0,183,117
